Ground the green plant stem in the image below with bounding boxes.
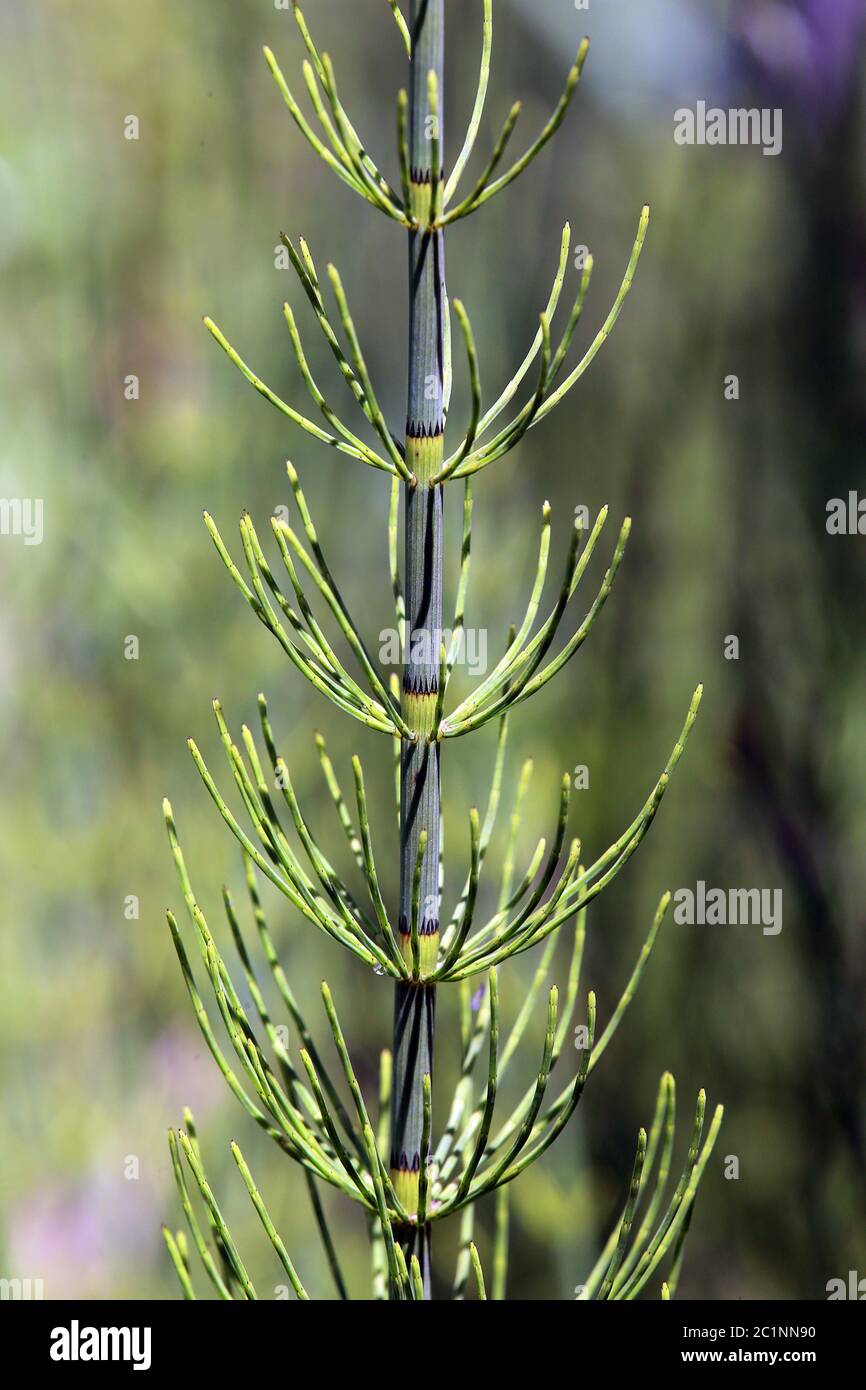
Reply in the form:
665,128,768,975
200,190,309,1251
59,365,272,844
391,0,445,1301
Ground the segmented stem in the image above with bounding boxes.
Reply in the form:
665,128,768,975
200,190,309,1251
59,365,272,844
391,0,445,1300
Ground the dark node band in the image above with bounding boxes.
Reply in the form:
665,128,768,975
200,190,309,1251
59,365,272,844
403,669,440,696
390,1148,422,1173
409,165,445,186
398,913,440,939
406,418,445,440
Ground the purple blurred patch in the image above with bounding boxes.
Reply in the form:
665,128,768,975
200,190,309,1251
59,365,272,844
145,1024,224,1114
735,0,866,127
9,1172,161,1298
7,1030,225,1296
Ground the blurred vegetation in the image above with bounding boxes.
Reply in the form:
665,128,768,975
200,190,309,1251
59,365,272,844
0,0,864,1299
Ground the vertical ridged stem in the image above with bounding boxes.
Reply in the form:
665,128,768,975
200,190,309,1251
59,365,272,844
391,0,445,1300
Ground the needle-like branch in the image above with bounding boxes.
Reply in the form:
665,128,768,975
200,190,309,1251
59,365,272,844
436,299,481,482
203,315,397,475
444,40,590,223
536,206,650,426
441,100,522,226
263,45,372,200
231,1142,310,1299
385,1,412,57
326,264,413,479
444,0,492,204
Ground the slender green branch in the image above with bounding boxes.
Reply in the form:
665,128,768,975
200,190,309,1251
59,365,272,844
443,40,590,223
203,316,397,474
443,0,492,204
231,1142,309,1299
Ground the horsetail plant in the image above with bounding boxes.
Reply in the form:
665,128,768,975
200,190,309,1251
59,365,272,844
162,0,722,1301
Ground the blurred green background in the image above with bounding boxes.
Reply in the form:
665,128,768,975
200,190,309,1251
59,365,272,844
1,0,865,1300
